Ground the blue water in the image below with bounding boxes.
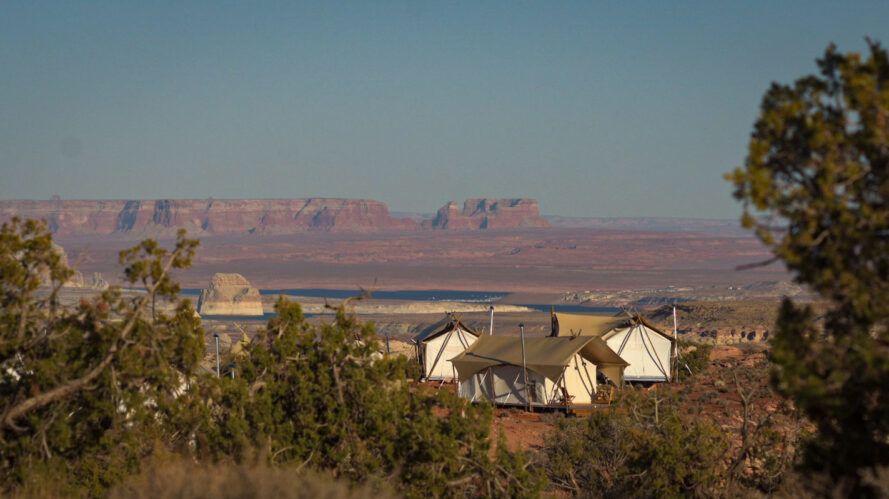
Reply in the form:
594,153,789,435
521,304,621,314
182,288,508,303
183,288,621,319
263,288,511,302
200,313,277,321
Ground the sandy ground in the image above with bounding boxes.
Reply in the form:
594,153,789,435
54,227,788,293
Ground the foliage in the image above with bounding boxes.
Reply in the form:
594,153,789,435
541,388,727,498
709,358,804,494
195,297,545,498
676,341,712,380
728,40,889,494
0,218,204,496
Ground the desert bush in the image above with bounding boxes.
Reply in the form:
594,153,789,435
541,388,727,498
194,298,545,498
676,341,712,380
0,218,204,496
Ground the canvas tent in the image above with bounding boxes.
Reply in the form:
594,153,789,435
413,316,480,381
552,312,675,382
451,335,628,408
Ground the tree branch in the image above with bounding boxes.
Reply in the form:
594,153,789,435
1,244,184,431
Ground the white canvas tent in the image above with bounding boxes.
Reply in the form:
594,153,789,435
451,335,628,408
552,312,675,382
413,316,480,381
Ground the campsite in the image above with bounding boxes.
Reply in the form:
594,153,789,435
3,2,887,496
410,309,676,411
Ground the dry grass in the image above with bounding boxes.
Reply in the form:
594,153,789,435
108,462,398,499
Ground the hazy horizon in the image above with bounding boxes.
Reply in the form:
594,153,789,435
3,1,887,218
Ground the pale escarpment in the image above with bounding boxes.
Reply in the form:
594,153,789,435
0,198,413,236
197,273,264,316
0,198,548,236
424,198,549,230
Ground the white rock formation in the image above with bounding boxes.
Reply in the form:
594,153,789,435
197,273,264,316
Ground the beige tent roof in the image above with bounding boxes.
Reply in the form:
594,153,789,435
553,312,675,342
451,335,628,381
413,316,479,343
553,312,627,338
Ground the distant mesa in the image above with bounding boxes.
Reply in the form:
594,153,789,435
197,273,264,316
425,198,549,230
0,197,547,236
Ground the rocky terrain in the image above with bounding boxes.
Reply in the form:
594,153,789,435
0,197,546,236
48,243,108,290
645,300,825,344
543,280,814,308
198,273,264,316
50,225,785,292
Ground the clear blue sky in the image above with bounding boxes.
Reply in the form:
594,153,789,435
2,1,887,218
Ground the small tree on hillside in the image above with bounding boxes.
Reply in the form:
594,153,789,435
542,388,727,497
728,40,889,495
196,297,544,498
0,218,204,496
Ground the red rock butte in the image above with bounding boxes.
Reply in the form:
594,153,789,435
423,198,549,230
0,198,548,236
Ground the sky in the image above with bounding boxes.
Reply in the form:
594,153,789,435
1,1,887,218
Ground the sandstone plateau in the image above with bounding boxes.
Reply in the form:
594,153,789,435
423,198,548,230
197,273,264,316
0,198,548,236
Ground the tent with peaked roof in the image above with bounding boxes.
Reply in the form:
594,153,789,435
413,315,480,381
451,335,628,408
552,312,675,382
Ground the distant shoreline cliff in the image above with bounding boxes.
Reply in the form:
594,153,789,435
0,198,548,236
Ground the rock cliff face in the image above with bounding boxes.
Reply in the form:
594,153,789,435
0,197,548,235
424,199,548,230
197,273,264,316
0,198,414,236
44,243,108,289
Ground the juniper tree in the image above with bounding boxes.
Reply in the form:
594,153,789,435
0,218,204,496
728,40,889,495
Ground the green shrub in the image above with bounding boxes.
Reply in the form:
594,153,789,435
677,342,712,380
541,389,727,498
194,298,545,498
0,219,204,496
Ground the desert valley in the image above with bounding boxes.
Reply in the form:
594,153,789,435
4,5,885,495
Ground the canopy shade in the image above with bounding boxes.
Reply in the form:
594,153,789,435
451,335,628,382
553,312,627,338
553,312,674,342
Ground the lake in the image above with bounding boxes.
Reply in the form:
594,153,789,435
184,288,620,318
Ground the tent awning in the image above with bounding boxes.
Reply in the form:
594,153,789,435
451,335,628,381
553,312,627,337
554,312,675,343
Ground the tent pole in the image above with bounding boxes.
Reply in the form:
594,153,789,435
519,323,531,412
673,305,679,382
489,306,494,335
426,327,454,381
